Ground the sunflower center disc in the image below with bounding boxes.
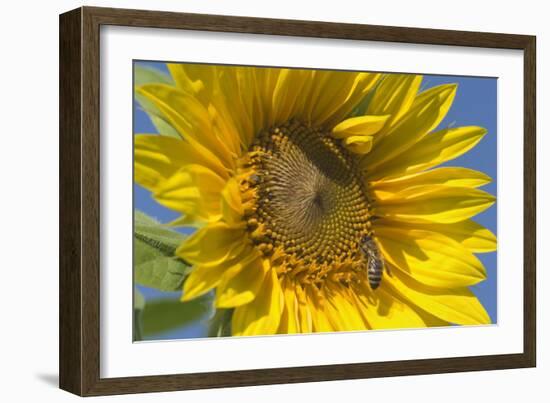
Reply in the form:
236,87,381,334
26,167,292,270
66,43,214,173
245,120,372,269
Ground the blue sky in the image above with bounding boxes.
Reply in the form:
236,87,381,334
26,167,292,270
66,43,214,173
134,62,498,339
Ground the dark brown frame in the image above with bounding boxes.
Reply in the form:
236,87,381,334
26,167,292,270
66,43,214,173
59,6,536,396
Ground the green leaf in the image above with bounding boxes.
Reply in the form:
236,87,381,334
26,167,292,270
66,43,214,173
134,65,174,86
141,293,215,337
133,288,145,341
134,65,181,138
135,210,185,252
134,210,191,291
208,309,233,337
135,208,159,226
134,244,189,291
134,287,146,311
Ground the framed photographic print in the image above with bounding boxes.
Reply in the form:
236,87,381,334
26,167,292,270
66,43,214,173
59,6,536,396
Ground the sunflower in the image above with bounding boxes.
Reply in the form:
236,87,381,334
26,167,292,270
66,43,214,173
134,64,496,336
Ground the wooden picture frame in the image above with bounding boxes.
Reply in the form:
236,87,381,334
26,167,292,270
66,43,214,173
59,6,536,396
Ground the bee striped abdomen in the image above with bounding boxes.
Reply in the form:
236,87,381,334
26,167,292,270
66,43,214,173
367,255,384,289
359,235,385,290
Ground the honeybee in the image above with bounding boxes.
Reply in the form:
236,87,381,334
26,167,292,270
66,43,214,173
359,234,385,290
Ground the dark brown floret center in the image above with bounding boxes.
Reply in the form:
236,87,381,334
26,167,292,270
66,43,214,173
245,120,372,266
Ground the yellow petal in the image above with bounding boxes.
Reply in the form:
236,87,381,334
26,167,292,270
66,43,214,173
134,135,188,191
167,64,250,152
232,268,283,336
369,126,487,181
323,284,367,331
363,84,457,170
167,63,216,103
135,130,230,186
277,280,301,334
375,226,487,288
208,67,253,153
352,284,427,329
253,67,280,128
414,309,451,327
153,165,225,221
295,284,313,333
307,71,381,126
167,213,207,228
137,84,209,139
375,185,495,224
410,220,497,253
414,83,457,113
328,73,381,126
386,269,491,325
270,69,309,125
137,84,236,167
182,246,258,301
221,177,244,225
236,68,266,143
306,287,335,333
135,134,229,192
380,219,497,253
343,135,374,154
371,167,492,198
182,266,222,301
176,221,246,266
367,74,423,128
332,115,390,138
216,255,268,308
